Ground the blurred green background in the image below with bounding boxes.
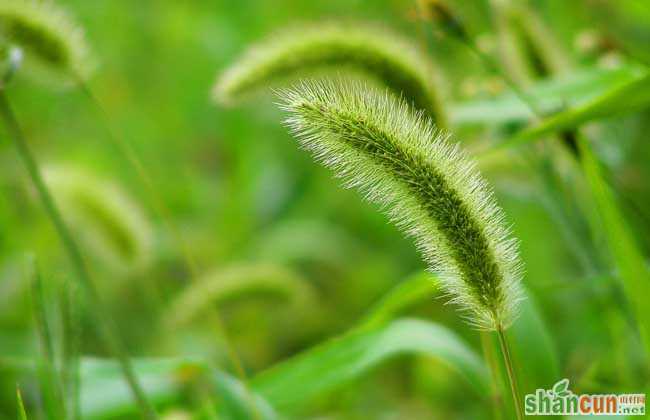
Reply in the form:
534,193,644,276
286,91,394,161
1,0,649,418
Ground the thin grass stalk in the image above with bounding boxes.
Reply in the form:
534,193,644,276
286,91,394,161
497,326,523,420
30,260,65,419
73,78,199,275
60,278,81,420
480,331,503,420
0,89,157,419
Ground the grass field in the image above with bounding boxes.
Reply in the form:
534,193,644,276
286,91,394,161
0,0,649,418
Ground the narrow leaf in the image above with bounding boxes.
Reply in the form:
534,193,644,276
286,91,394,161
358,271,436,329
500,72,650,150
579,138,650,357
451,65,645,125
16,385,28,420
251,318,489,412
80,358,276,419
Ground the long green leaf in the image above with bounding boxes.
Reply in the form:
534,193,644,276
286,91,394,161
80,358,190,419
79,358,277,419
451,65,646,125
358,271,436,329
579,138,650,358
251,318,489,412
500,72,650,150
359,272,558,391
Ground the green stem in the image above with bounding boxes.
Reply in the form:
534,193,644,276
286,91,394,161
480,331,504,420
496,326,523,420
0,89,157,419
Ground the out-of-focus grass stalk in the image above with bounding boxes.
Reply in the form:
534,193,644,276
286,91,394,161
16,386,28,420
30,260,65,419
0,89,157,419
60,278,81,420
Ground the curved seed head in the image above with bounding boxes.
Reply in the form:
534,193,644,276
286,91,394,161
278,79,523,330
43,165,153,273
214,22,446,125
0,0,92,84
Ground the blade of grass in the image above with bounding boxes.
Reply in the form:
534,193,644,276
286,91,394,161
452,65,646,125
60,278,81,420
498,72,650,151
29,260,65,419
78,358,276,420
17,385,28,420
578,137,650,358
360,271,559,398
358,271,435,329
251,318,489,412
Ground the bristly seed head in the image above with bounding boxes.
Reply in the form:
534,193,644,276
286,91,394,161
278,79,523,330
0,0,92,84
214,22,446,126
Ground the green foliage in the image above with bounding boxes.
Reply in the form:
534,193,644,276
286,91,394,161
579,138,650,357
359,271,436,329
2,1,650,418
451,64,646,125
279,79,523,330
502,71,650,149
214,22,447,124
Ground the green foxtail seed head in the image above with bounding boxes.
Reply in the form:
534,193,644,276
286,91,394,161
213,22,446,125
43,165,153,273
0,0,92,84
278,79,523,330
166,264,315,328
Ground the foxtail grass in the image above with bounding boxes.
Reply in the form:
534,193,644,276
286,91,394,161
214,22,447,125
278,79,523,330
0,0,92,85
278,79,524,418
43,165,154,273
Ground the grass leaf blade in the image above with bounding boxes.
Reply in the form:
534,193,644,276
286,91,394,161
579,138,650,357
251,318,489,411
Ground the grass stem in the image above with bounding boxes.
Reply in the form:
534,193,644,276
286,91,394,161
496,326,523,420
0,89,157,419
480,331,503,420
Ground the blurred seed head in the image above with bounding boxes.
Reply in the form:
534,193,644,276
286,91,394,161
43,165,154,273
0,0,93,85
213,21,446,125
